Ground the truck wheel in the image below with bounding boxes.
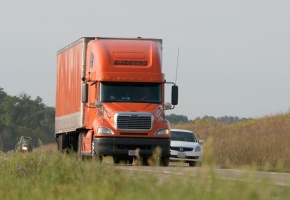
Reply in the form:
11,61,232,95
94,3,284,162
58,134,69,152
70,134,78,152
160,157,169,167
91,139,102,163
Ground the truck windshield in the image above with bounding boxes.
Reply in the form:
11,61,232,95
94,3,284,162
100,82,162,103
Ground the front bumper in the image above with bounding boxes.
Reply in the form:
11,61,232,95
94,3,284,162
169,150,202,162
93,137,170,157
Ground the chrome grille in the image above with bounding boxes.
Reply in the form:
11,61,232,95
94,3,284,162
170,147,193,152
116,113,153,130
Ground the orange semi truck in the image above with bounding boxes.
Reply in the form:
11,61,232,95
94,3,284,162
55,37,178,165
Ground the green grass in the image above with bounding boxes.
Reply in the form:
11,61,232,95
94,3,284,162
1,149,290,200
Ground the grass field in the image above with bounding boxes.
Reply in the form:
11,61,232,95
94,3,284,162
1,150,290,200
1,113,290,199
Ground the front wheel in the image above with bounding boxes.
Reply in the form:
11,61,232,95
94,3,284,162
160,157,170,167
91,140,102,163
189,161,200,167
92,153,103,163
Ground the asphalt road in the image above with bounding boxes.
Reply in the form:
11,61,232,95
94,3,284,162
116,165,290,186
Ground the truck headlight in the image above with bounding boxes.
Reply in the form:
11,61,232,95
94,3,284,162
97,127,114,134
155,128,170,136
22,146,28,150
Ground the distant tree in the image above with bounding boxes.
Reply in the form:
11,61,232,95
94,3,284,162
202,115,216,122
166,114,188,124
0,87,7,100
191,115,252,124
166,114,252,125
0,87,7,132
217,116,248,124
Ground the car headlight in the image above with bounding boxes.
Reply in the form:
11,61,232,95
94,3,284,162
155,128,170,136
195,145,201,152
97,127,114,134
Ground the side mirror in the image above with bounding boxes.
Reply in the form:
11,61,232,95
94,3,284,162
164,102,172,110
171,85,178,105
82,83,88,103
198,140,204,144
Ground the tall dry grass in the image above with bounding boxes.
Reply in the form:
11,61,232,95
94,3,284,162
172,113,290,171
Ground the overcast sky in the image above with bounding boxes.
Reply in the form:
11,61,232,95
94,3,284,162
0,1,289,120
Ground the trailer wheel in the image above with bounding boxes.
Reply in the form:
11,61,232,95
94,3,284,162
58,134,69,152
70,134,78,152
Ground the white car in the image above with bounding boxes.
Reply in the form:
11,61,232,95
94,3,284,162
170,129,204,167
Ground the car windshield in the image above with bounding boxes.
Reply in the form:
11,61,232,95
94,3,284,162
100,82,162,103
171,131,197,142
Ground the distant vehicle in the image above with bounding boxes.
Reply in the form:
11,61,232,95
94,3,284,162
15,136,33,153
170,129,204,166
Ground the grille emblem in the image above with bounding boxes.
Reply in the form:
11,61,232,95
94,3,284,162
179,148,184,152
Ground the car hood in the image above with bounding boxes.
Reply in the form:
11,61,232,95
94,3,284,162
170,141,200,148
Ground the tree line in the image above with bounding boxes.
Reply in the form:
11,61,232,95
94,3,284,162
0,87,55,152
165,114,251,124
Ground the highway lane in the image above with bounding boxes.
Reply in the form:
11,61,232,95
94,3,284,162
32,147,290,186
116,165,290,186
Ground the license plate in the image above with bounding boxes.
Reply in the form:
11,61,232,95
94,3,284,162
177,152,186,158
128,150,138,156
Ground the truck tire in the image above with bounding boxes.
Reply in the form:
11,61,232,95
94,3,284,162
58,134,69,152
70,134,78,152
189,161,197,167
92,153,103,163
160,157,169,167
91,138,102,163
